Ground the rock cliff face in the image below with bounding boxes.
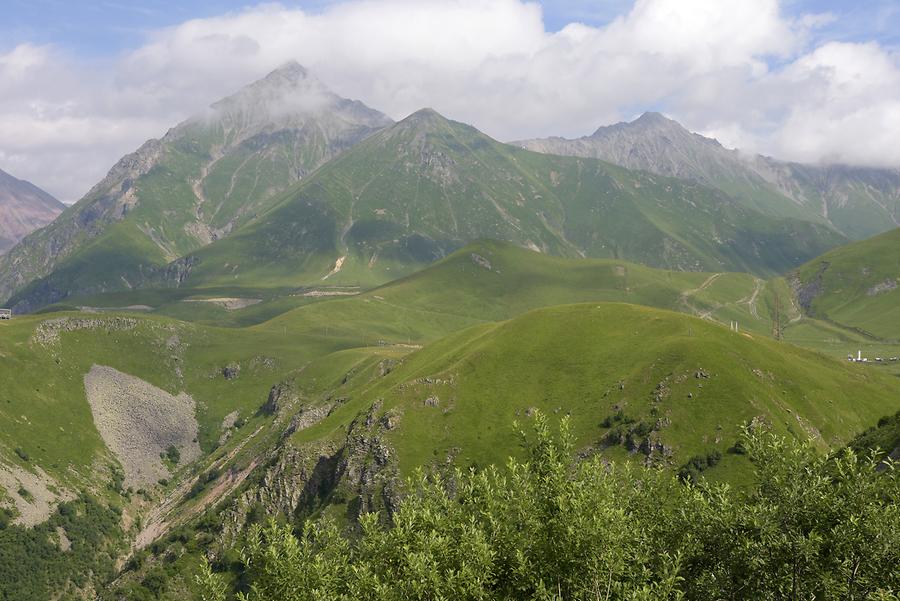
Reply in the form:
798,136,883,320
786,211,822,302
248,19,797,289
0,62,392,309
220,399,400,545
0,169,64,255
516,113,900,239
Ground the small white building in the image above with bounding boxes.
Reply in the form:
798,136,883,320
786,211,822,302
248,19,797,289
848,350,869,363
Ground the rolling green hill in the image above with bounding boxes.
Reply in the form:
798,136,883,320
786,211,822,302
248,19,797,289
43,239,794,343
175,109,844,294
793,227,900,339
286,303,900,490
2,240,898,597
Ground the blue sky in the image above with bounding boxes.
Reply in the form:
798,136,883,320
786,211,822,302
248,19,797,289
6,0,898,58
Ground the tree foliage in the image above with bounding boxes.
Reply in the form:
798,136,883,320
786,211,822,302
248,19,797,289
197,414,900,601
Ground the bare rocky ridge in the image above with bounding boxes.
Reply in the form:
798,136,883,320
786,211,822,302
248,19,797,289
0,168,64,254
83,365,201,488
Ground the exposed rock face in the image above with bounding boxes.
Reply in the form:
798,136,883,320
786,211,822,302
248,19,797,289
0,61,393,310
791,262,830,314
470,252,492,271
31,316,138,347
516,112,900,239
0,169,64,255
0,462,73,527
222,400,400,543
261,383,288,415
867,279,898,296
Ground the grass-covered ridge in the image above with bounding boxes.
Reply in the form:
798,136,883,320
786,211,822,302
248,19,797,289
288,302,900,486
795,227,900,339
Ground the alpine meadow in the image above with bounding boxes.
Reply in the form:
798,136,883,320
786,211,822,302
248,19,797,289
1,1,900,599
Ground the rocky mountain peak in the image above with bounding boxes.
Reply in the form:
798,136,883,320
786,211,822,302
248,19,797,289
208,62,335,120
593,111,690,139
399,107,450,127
263,60,310,84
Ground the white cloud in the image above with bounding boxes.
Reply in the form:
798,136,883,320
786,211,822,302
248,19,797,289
1,0,899,202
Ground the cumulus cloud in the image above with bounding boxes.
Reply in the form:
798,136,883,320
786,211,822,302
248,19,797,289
1,0,900,201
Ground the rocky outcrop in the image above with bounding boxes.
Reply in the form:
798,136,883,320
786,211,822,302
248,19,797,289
867,279,898,296
221,399,401,543
791,262,829,314
31,316,138,347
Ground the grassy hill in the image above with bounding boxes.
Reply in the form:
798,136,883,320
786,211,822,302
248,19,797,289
44,240,795,343
1,240,882,521
793,227,900,340
287,303,900,493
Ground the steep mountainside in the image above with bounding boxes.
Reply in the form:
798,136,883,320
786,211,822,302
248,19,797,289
0,62,392,310
516,113,900,239
170,109,843,293
793,227,900,339
753,158,900,240
0,169,64,254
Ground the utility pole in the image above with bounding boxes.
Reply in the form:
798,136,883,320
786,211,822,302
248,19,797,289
773,295,782,341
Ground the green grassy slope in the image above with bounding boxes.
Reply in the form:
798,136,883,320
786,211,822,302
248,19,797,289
0,239,853,497
3,238,898,597
794,227,900,339
290,303,900,486
48,240,796,342
178,110,844,293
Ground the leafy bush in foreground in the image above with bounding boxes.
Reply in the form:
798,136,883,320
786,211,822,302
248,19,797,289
198,414,900,601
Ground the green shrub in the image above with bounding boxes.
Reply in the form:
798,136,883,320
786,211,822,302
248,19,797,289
162,445,181,465
197,414,900,600
0,496,121,600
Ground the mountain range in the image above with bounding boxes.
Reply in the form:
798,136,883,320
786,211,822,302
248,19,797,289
516,112,900,240
0,169,64,254
0,64,862,312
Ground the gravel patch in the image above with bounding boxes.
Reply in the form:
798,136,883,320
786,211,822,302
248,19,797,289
84,365,201,488
218,411,240,446
55,526,71,551
181,297,261,310
0,461,72,526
